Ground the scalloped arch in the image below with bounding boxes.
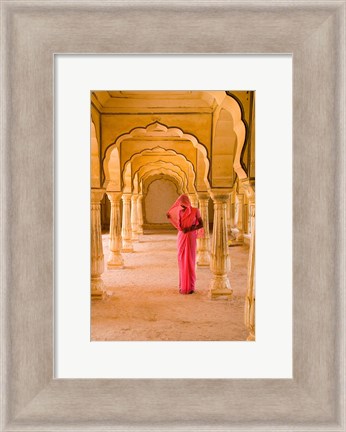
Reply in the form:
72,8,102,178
122,146,195,192
103,122,210,190
212,94,247,182
142,172,184,196
132,160,192,193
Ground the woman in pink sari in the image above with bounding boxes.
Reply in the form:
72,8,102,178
166,194,204,294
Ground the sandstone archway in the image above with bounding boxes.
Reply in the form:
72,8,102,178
122,147,195,193
103,122,211,191
140,170,185,195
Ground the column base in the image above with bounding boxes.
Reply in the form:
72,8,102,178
107,252,124,269
228,236,244,247
91,277,104,300
131,234,139,242
197,251,210,267
121,240,133,252
228,229,244,245
137,227,143,235
209,275,233,299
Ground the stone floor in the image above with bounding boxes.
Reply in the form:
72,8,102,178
91,231,250,341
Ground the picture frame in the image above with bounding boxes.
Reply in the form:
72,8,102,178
1,1,345,431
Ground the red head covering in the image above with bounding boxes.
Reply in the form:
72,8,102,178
166,194,192,230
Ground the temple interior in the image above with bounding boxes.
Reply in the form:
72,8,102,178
91,91,255,341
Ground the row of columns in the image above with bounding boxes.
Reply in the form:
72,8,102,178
104,189,249,252
228,192,252,243
91,188,254,307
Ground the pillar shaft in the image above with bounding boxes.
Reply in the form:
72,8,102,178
131,194,139,242
196,194,210,267
121,194,133,252
91,189,105,299
137,194,144,235
244,202,249,234
107,192,124,269
209,190,233,299
245,203,256,340
235,194,245,242
230,190,236,229
226,195,232,235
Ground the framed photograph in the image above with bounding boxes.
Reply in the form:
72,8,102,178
1,1,345,431
55,55,292,380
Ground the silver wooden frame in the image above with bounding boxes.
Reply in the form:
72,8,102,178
1,1,345,431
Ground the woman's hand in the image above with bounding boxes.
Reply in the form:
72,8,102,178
184,219,203,233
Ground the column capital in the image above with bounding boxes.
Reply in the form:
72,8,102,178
91,188,105,204
106,191,123,203
209,188,232,201
197,192,210,201
122,193,132,201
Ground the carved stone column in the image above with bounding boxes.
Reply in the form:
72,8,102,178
106,192,124,269
91,188,105,299
121,193,133,252
209,190,233,299
245,203,256,340
137,194,144,235
226,195,232,236
235,194,244,242
226,190,236,244
196,193,210,267
230,190,236,230
244,202,249,234
131,194,139,242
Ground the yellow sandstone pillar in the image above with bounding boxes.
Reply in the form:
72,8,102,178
131,194,139,242
106,192,124,269
121,193,133,252
196,193,210,267
235,193,245,242
209,190,233,299
91,188,105,299
137,194,144,235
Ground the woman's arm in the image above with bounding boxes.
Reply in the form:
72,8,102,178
182,217,203,233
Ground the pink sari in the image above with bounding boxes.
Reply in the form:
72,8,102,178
167,195,204,294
